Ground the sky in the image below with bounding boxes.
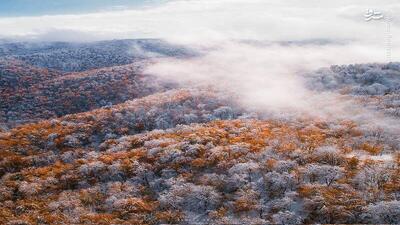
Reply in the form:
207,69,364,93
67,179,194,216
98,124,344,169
0,0,161,17
0,0,397,43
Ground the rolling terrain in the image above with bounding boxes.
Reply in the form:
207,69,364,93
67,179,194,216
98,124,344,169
0,40,399,224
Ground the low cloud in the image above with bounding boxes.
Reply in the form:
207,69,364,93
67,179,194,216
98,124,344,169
0,0,398,48
145,41,400,134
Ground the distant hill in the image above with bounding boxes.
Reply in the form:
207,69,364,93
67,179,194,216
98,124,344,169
0,39,194,128
0,39,194,72
0,60,177,127
307,62,400,118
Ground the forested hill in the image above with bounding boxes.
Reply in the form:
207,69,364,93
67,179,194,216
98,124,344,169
0,40,399,224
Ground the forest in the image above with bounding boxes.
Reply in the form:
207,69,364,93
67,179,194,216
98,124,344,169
0,40,399,224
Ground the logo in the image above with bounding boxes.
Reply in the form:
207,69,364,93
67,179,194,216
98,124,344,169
364,9,384,21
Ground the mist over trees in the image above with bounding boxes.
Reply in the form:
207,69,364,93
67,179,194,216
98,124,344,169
307,62,400,118
0,40,399,224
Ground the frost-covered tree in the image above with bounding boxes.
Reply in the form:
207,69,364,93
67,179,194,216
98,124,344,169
272,210,303,225
302,164,343,186
361,201,400,224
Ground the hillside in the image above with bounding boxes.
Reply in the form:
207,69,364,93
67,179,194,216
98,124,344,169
0,39,193,72
0,40,191,128
1,114,399,224
0,60,176,127
308,63,400,118
0,40,399,224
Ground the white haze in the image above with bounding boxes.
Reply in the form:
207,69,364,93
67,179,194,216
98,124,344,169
0,0,398,47
145,41,400,134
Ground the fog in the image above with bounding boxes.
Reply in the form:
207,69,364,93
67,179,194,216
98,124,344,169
0,0,398,47
145,41,400,134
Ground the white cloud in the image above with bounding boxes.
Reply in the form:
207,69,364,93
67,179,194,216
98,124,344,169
0,0,398,46
145,41,400,133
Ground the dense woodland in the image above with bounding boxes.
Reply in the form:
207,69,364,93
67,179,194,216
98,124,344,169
308,63,400,118
0,59,177,127
0,40,192,72
0,40,399,224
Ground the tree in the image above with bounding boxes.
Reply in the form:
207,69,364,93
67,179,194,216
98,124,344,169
264,171,295,198
302,164,343,186
272,211,303,225
158,183,221,214
362,201,400,224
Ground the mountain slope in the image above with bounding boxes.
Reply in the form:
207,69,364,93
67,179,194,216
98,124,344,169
0,61,177,127
0,40,399,225
0,88,243,175
1,118,398,224
0,39,194,72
